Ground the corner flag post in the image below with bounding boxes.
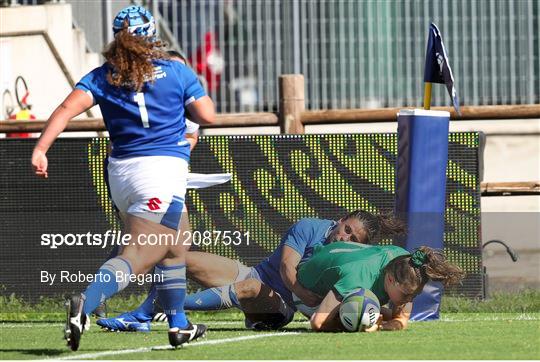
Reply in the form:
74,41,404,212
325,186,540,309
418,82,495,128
396,22,461,321
423,23,460,115
423,82,432,110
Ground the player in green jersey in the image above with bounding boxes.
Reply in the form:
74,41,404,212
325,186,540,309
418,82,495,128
297,241,463,332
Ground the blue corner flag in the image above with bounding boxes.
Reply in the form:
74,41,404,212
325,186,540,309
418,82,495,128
424,23,460,115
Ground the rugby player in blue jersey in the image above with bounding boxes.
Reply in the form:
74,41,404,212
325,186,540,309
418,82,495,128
98,210,406,331
31,6,213,350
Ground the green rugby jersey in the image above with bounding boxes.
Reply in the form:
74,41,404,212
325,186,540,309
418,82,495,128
296,242,409,305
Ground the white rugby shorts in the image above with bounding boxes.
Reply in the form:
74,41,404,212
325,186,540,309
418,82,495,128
107,156,188,230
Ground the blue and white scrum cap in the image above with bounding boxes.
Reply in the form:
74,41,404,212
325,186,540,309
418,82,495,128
112,5,156,37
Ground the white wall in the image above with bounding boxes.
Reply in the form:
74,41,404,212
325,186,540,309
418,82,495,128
0,4,100,120
0,35,72,119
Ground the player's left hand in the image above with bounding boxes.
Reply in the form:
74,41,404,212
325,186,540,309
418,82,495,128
363,315,383,333
31,149,48,178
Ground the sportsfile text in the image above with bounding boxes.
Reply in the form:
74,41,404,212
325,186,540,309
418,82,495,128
40,230,251,249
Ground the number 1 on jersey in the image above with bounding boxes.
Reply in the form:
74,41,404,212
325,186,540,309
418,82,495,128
134,92,150,128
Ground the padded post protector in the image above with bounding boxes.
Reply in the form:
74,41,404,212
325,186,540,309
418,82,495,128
395,109,450,321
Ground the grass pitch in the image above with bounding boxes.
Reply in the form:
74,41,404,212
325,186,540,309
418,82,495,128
1,292,539,360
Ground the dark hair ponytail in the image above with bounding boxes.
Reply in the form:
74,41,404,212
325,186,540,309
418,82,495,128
103,21,170,91
416,246,464,287
385,246,464,298
344,210,406,244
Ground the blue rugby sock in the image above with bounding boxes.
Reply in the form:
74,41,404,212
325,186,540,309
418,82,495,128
184,284,240,311
131,284,157,321
82,257,132,315
155,264,188,329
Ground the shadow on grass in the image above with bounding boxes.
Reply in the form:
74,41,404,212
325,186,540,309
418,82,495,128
281,327,310,332
0,347,110,357
0,348,66,357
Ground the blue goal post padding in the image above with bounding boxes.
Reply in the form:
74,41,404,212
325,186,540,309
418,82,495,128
395,109,450,321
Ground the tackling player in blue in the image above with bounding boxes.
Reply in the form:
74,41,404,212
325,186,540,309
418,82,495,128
97,210,406,331
31,5,214,351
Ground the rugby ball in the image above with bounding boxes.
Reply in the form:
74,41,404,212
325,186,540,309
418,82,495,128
292,293,319,318
339,288,380,332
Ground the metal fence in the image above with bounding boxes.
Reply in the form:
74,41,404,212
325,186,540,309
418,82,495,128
8,0,540,112
153,0,539,112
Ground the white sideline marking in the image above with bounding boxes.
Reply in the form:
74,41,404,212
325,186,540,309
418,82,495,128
53,332,301,360
438,314,540,322
0,323,63,328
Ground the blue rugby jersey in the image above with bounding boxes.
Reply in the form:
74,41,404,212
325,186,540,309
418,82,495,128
76,60,205,160
254,218,336,308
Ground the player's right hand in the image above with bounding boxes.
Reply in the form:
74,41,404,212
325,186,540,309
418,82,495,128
31,149,48,178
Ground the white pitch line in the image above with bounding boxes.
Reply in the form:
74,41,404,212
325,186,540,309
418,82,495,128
53,332,300,360
438,315,540,322
0,323,63,328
